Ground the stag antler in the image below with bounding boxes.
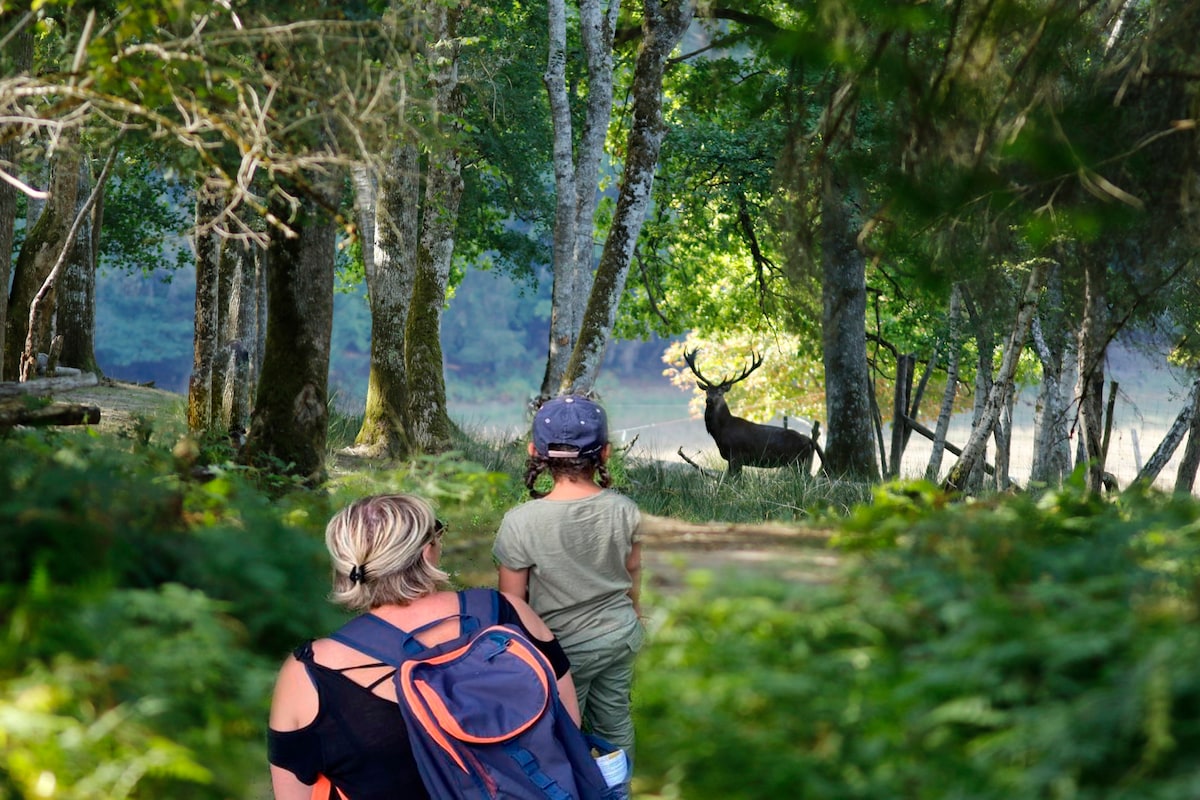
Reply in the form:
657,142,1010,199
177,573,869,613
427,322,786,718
683,349,763,390
682,349,713,389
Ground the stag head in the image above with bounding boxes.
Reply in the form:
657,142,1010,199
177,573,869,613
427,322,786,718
682,349,763,393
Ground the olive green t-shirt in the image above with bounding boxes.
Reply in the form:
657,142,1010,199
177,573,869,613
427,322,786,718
493,490,641,650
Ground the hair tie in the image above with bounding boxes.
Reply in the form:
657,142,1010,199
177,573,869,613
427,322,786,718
349,564,367,584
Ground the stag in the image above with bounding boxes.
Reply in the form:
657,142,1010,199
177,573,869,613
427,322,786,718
683,349,825,477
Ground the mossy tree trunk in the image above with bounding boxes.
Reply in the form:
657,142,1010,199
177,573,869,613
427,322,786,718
0,7,32,381
5,143,79,380
353,144,419,458
561,0,693,395
405,4,465,453
0,14,32,383
244,188,336,481
187,188,221,434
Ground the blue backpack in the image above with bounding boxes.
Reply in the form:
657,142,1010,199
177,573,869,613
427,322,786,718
329,588,623,800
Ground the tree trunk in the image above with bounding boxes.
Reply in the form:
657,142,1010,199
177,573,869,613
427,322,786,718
944,262,1045,493
0,8,33,382
57,159,102,375
961,287,996,492
227,238,259,438
407,5,465,452
562,0,694,394
1135,378,1200,489
925,284,964,482
187,188,222,434
6,143,79,379
540,0,620,395
211,230,237,428
1077,254,1109,492
1174,375,1200,494
355,144,419,458
820,169,879,481
888,353,914,478
1029,262,1073,485
244,187,337,481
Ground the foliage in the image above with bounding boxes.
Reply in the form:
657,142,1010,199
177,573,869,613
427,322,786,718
0,425,335,798
8,413,1200,799
634,479,1200,799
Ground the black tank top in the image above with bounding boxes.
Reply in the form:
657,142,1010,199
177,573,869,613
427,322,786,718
267,594,569,798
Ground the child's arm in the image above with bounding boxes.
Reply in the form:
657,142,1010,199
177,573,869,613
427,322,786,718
626,541,642,616
498,565,531,601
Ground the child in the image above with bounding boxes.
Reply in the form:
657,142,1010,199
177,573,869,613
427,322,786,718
493,394,644,761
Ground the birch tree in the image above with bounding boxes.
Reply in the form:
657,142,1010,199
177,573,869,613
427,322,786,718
945,262,1046,493
540,0,621,394
561,0,695,393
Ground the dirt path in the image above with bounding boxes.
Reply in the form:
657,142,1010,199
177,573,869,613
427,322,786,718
638,518,841,592
51,381,838,587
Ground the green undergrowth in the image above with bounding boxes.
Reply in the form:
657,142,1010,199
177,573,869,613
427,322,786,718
633,478,1200,799
4,421,1200,799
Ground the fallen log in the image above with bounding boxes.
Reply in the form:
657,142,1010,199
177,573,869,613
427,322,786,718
0,401,101,429
0,371,98,398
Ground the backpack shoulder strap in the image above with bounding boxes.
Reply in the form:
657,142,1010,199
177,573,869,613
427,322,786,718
330,589,502,665
459,587,501,629
329,613,420,665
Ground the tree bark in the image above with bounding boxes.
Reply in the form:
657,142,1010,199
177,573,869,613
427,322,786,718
944,262,1045,493
925,284,963,482
562,0,694,394
226,238,258,437
355,144,419,458
820,168,879,481
1077,253,1109,492
961,286,996,492
406,4,466,452
244,186,337,481
0,370,97,397
211,230,236,427
187,187,222,434
1135,378,1200,489
888,353,914,478
1174,376,1200,494
0,400,100,429
540,0,621,395
0,7,33,382
6,142,79,379
1029,262,1073,485
57,158,102,375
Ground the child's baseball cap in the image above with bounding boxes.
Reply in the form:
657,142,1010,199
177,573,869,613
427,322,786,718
533,395,608,458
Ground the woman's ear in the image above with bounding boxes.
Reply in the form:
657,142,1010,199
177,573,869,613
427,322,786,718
601,443,613,462
527,442,537,457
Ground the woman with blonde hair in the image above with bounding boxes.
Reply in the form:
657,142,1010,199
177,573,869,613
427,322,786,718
268,493,579,800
